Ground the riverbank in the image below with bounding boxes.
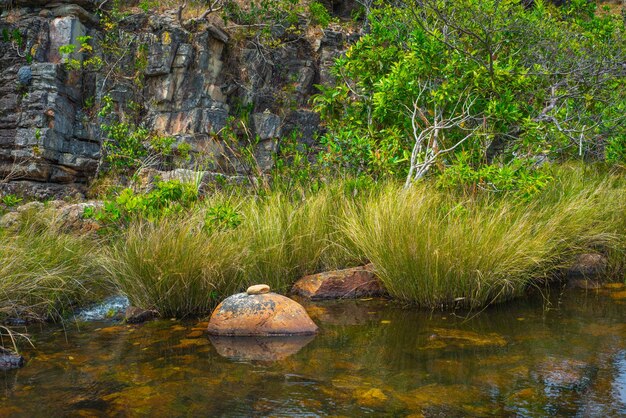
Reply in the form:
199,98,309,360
0,164,625,322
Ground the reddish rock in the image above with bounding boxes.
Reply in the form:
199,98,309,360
207,290,318,336
291,264,386,300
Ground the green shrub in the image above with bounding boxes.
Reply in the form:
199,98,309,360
1,194,22,209
103,186,364,316
234,187,362,292
310,2,332,27
103,217,245,318
87,179,199,226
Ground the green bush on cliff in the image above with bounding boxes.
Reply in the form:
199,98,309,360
85,179,200,227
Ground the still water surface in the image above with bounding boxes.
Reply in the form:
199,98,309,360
1,285,625,417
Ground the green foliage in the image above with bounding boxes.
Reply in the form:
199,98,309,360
59,36,103,72
1,194,22,208
309,2,332,27
2,167,625,318
605,135,626,165
103,217,244,318
86,180,199,226
204,203,242,232
98,95,181,172
437,157,554,200
314,0,626,185
344,165,626,308
271,130,323,192
222,0,313,49
138,0,158,12
104,186,362,316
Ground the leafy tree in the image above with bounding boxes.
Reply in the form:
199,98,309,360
314,0,626,191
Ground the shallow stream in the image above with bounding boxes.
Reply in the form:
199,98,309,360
1,285,625,417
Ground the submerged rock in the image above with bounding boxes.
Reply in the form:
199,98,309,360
422,328,507,349
566,253,607,279
291,264,386,300
125,306,158,324
207,287,318,336
610,290,626,300
534,357,597,392
209,335,315,361
0,348,24,370
568,279,601,290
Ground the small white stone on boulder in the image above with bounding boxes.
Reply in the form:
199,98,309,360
246,284,270,295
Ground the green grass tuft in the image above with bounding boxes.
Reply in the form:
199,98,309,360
343,165,626,308
0,223,104,322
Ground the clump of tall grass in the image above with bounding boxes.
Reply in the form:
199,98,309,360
103,217,246,318
343,165,626,308
0,223,104,322
103,186,363,317
234,186,363,292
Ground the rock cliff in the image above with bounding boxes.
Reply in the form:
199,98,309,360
0,0,355,197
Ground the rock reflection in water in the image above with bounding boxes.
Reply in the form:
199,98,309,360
209,335,316,361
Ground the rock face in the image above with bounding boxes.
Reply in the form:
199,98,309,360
207,290,318,336
0,2,355,196
0,199,101,233
291,264,386,300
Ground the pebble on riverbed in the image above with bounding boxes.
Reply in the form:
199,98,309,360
0,348,24,370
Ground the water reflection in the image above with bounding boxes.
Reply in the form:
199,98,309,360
209,335,316,361
0,285,624,416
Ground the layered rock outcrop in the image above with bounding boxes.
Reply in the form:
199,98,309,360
1,2,100,187
0,1,355,196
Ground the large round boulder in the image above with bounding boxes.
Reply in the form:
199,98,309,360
207,285,318,336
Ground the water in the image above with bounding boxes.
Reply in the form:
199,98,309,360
74,295,130,322
1,285,624,417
